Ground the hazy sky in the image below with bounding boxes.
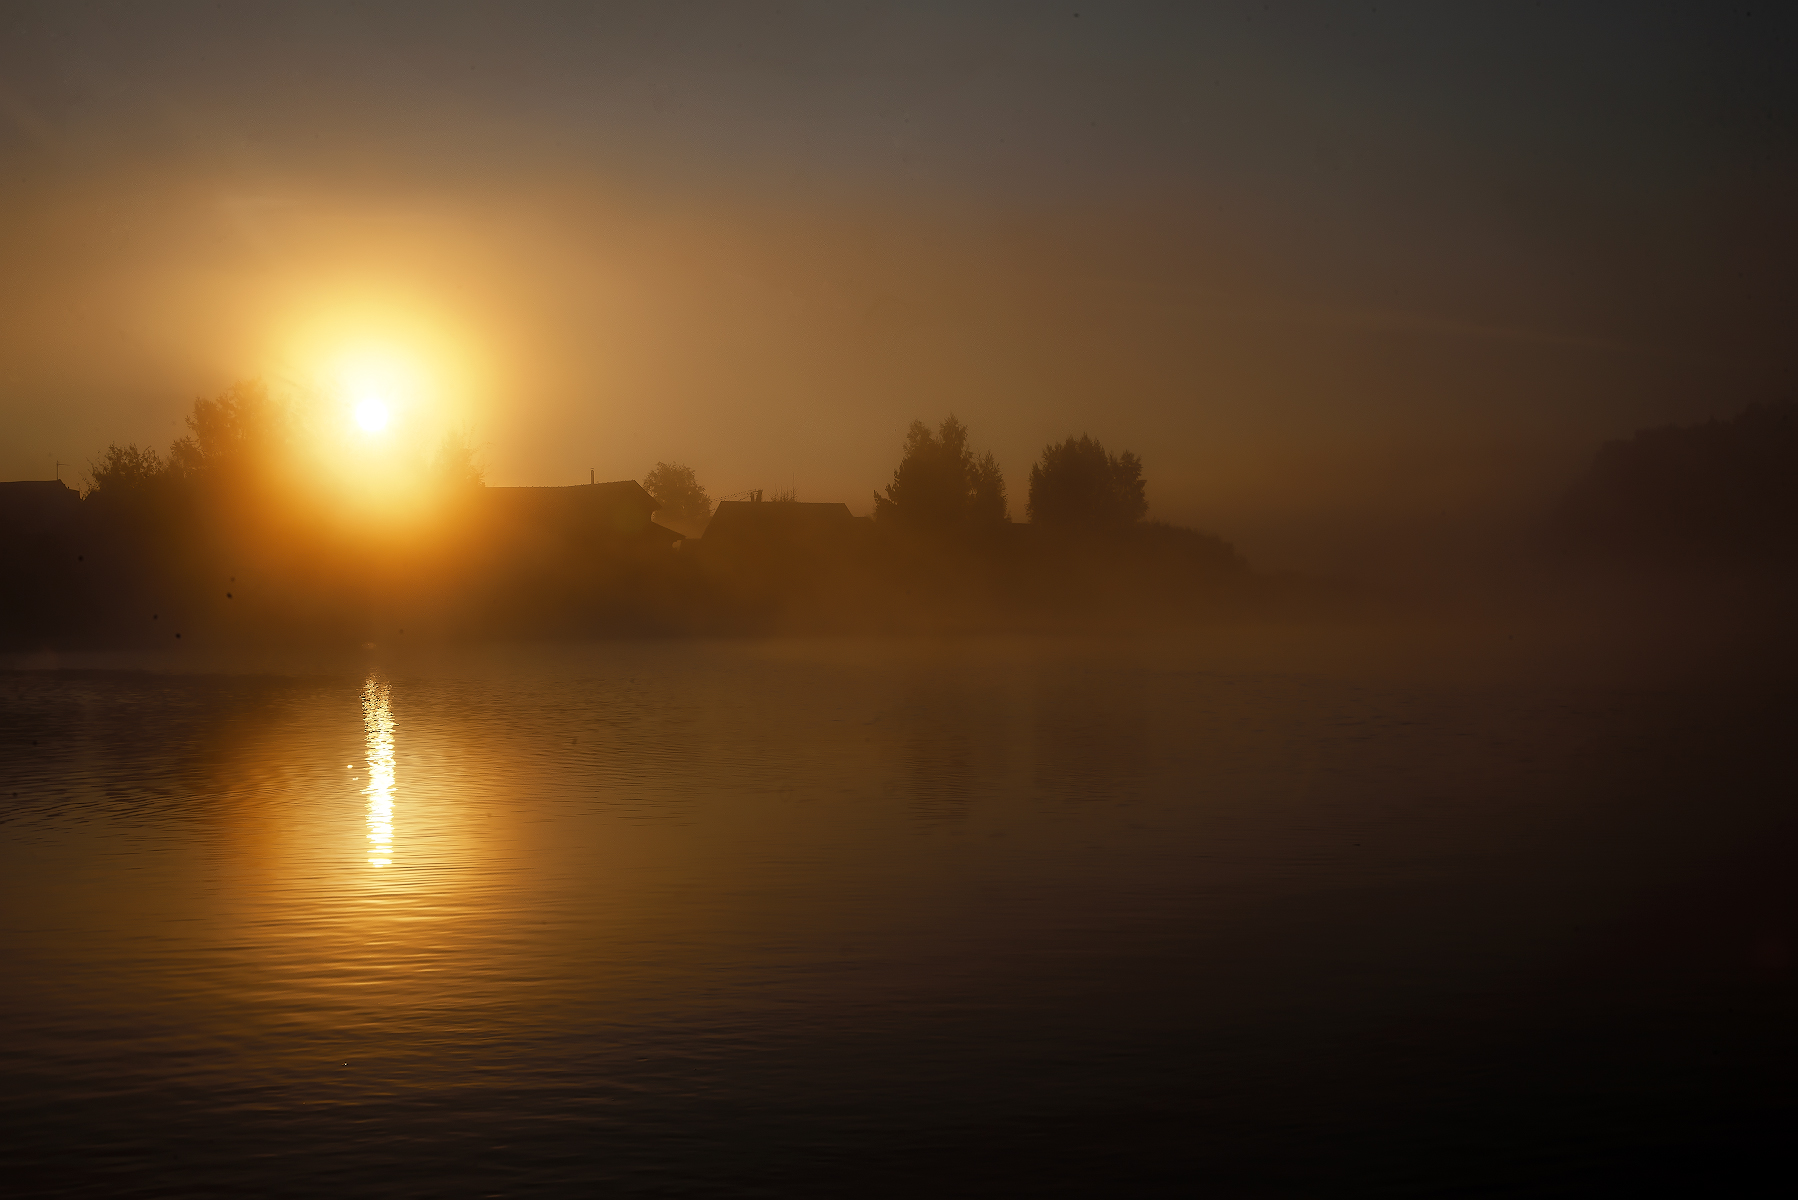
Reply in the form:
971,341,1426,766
2,1,1792,569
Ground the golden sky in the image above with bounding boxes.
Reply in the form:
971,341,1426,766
1,3,1792,569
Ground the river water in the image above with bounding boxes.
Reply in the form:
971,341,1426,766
2,633,1791,1196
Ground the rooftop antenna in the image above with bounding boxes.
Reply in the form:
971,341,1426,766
590,469,594,485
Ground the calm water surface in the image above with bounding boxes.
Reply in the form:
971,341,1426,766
2,635,1791,1196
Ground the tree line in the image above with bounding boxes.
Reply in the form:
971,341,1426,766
86,379,484,504
2,380,1259,649
91,386,1156,543
641,415,1154,538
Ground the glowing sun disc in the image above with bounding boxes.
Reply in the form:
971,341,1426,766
355,399,390,432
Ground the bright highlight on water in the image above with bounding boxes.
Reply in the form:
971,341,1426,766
362,676,395,868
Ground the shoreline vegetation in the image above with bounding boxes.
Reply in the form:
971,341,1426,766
2,384,1792,652
0,386,1283,650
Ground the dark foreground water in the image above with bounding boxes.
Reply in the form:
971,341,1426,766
2,632,1792,1197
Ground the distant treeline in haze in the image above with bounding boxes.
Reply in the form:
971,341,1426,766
7,385,1790,651
1547,401,1798,580
1,383,1269,648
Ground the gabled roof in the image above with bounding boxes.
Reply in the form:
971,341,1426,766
702,500,855,544
485,480,660,511
0,479,80,498
483,480,664,539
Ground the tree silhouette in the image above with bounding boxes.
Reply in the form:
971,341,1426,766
167,379,289,482
1027,435,1147,528
86,443,168,498
873,415,1007,530
430,428,486,490
1552,401,1798,572
644,461,713,532
970,450,1006,525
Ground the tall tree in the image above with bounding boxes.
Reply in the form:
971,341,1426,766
1026,435,1147,529
166,379,289,482
643,461,713,533
873,415,1008,530
969,449,1008,526
430,428,486,491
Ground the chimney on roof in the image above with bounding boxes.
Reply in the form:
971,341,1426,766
590,469,594,485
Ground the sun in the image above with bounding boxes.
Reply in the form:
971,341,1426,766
335,349,415,437
281,301,488,456
355,397,391,433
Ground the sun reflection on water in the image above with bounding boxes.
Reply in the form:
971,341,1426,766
362,676,395,868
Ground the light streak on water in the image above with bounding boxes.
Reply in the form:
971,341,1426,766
362,675,395,867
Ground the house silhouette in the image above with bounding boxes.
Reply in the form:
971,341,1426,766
0,479,81,537
483,480,680,546
702,499,856,548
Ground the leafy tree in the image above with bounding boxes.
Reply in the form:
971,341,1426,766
430,428,486,490
644,461,713,532
1551,401,1798,570
1026,435,1147,528
86,443,168,497
873,415,1008,530
167,379,289,481
970,451,1007,525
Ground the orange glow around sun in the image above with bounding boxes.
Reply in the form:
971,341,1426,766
274,291,489,441
261,297,492,528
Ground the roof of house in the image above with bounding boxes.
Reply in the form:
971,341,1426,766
482,480,664,538
0,480,81,529
702,500,856,545
0,479,80,497
485,480,660,510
